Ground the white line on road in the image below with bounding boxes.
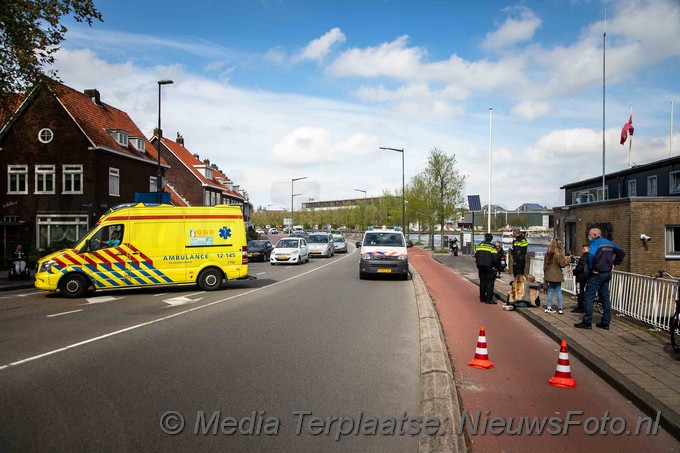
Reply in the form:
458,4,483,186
46,309,84,318
19,291,45,297
0,250,357,372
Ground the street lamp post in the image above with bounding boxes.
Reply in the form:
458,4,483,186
291,176,307,228
379,147,405,233
355,189,367,233
156,79,174,197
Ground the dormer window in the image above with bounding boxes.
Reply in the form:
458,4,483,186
129,136,146,152
108,129,129,147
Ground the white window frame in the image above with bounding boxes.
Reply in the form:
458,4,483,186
38,128,53,144
35,165,56,194
647,176,657,196
110,130,129,147
129,137,146,152
670,171,680,195
36,215,89,251
62,164,83,194
7,165,28,194
109,167,120,196
665,225,680,259
627,180,637,197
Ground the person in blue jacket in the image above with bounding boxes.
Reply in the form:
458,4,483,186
574,227,625,330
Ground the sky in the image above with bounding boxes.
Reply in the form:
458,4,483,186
52,0,680,211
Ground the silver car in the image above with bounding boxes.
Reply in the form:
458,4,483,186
307,232,334,257
333,236,348,253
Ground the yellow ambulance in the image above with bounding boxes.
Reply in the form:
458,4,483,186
35,203,249,298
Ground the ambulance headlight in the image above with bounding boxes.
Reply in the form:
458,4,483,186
39,260,56,272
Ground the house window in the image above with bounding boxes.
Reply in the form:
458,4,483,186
129,137,146,152
35,165,55,194
647,176,657,196
628,180,637,196
109,130,129,147
670,171,680,195
37,215,89,251
38,128,53,144
62,164,83,194
665,226,680,259
109,167,120,196
7,165,28,194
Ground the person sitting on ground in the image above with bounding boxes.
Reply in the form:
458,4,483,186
504,274,542,311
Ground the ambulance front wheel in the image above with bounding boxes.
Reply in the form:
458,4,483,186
198,268,223,291
60,273,90,298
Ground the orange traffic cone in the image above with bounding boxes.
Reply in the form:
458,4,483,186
468,326,494,369
549,340,577,389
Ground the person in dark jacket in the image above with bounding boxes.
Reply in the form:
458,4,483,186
510,228,528,277
494,241,506,278
475,233,499,304
571,244,590,313
574,228,625,330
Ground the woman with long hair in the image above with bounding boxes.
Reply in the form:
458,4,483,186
543,239,570,314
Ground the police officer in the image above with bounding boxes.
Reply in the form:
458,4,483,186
510,227,528,277
475,233,500,304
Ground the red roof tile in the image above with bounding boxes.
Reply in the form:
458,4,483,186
52,83,164,166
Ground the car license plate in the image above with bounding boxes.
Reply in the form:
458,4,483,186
277,257,289,261
378,269,392,273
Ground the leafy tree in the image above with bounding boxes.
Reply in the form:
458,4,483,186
0,0,102,106
405,174,430,243
423,148,466,250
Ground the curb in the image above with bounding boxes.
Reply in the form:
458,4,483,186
411,265,467,453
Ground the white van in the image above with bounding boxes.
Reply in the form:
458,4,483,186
356,227,411,280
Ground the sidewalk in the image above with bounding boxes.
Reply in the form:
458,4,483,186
431,251,680,441
0,270,35,291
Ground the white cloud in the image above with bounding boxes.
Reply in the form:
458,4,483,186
511,100,553,120
482,6,542,50
293,27,346,63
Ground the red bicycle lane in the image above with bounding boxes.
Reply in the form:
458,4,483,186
409,249,678,452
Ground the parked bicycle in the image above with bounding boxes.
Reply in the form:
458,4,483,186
657,270,680,355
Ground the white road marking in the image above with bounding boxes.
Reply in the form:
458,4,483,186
0,250,358,371
163,296,204,306
19,291,45,297
47,309,84,318
82,296,124,305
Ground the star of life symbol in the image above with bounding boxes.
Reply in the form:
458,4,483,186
219,226,231,239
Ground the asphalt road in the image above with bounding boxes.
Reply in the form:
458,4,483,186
0,245,421,451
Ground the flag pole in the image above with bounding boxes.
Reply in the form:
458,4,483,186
602,12,607,199
629,102,633,167
671,101,674,157
488,107,492,234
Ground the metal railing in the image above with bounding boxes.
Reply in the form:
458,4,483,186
529,255,678,331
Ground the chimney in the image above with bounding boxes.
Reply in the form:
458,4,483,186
203,159,210,165
211,164,217,169
83,89,101,106
176,132,184,146
153,128,160,137
193,153,200,160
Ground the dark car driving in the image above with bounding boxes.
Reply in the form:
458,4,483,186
247,240,275,262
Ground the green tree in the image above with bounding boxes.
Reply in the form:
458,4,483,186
423,148,466,250
0,0,102,109
405,174,430,243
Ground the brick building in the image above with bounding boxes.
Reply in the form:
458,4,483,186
0,82,166,258
554,155,680,276
152,133,252,225
0,81,252,260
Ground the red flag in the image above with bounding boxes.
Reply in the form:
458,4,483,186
620,115,634,145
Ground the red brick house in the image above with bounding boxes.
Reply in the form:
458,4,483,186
0,82,168,258
153,133,252,225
